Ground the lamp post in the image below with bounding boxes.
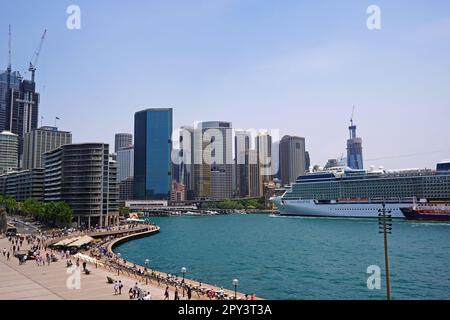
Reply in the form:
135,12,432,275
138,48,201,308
233,279,239,300
378,202,392,300
181,267,187,297
117,253,121,276
145,259,150,284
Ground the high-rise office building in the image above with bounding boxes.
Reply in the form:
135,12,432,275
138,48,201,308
256,131,273,195
196,121,233,200
119,177,134,201
0,70,21,132
179,126,195,199
235,130,251,198
43,143,118,227
0,130,18,174
248,150,260,197
5,78,39,164
115,133,133,153
134,108,172,200
279,135,306,186
305,151,310,173
346,120,364,170
23,126,72,170
192,127,211,200
116,145,134,182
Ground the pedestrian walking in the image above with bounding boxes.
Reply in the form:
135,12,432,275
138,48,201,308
118,280,123,295
164,286,169,300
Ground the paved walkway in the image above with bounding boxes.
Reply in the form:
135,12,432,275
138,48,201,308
0,236,200,300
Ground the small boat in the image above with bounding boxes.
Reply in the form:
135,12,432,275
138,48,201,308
400,203,450,221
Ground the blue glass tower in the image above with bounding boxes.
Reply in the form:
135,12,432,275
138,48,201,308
134,108,173,199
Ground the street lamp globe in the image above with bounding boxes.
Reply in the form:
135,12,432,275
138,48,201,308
233,279,239,286
181,267,187,274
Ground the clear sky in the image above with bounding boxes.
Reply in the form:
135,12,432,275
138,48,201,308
1,0,450,169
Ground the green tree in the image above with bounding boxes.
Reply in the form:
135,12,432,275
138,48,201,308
0,195,18,213
21,198,44,217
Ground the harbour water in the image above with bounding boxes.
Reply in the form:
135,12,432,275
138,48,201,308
114,214,450,300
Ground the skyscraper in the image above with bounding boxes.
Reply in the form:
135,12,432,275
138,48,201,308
346,120,364,170
5,78,39,164
115,133,133,153
279,135,306,186
179,126,195,199
116,145,134,182
196,121,233,200
0,130,18,174
235,130,251,198
133,108,172,200
23,126,72,169
0,70,21,132
256,131,273,195
305,151,310,173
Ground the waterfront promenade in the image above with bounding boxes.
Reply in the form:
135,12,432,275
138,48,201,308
0,235,192,300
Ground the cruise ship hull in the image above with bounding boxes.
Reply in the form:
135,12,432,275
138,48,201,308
271,197,409,218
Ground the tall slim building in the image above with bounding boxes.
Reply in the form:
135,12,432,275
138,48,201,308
115,133,133,153
5,78,39,164
0,70,21,132
116,145,134,182
256,131,273,195
235,131,251,198
23,126,72,169
248,150,260,197
305,151,310,173
179,126,195,199
0,130,18,174
192,127,211,200
346,120,364,170
43,143,118,227
196,121,233,200
133,108,172,200
279,135,306,186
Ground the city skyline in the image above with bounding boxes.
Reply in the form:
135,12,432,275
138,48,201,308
1,0,449,169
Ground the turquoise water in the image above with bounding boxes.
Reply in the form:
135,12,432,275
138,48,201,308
114,214,450,300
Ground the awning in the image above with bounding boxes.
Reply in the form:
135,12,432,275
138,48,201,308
53,237,79,246
68,235,94,247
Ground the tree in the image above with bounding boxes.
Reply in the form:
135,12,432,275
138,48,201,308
21,198,43,217
0,195,18,213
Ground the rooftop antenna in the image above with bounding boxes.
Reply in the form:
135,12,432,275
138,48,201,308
7,25,12,89
28,29,47,83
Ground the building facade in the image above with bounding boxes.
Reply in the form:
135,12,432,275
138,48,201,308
23,126,72,169
279,135,306,186
5,78,39,164
347,120,364,170
119,177,134,201
0,70,21,132
43,143,119,227
235,131,251,198
134,108,172,200
115,133,133,153
116,145,134,182
0,130,18,174
0,169,44,201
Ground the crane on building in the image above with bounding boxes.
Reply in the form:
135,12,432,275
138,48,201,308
28,29,47,83
350,105,355,127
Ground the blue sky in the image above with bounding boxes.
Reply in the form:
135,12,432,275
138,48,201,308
1,0,450,169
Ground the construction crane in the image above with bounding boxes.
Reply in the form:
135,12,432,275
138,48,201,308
28,29,47,83
350,105,355,126
7,25,11,72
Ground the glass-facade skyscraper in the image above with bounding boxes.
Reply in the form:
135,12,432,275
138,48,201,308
133,108,173,200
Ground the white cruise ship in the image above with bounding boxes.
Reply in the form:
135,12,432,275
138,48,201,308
271,163,450,218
